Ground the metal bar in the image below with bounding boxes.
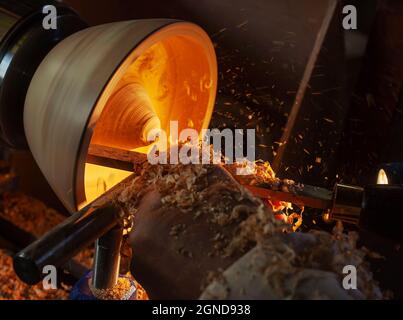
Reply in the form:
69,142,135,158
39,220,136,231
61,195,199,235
92,226,124,289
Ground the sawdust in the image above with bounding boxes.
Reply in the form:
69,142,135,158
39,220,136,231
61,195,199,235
228,160,303,193
0,192,64,238
258,222,383,299
116,154,288,259
301,222,382,298
227,160,304,230
117,160,210,213
223,203,285,256
0,249,69,300
89,277,132,300
115,155,384,299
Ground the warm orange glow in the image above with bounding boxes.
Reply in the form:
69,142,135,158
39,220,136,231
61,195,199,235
377,169,389,185
83,32,216,205
84,163,132,204
239,160,302,231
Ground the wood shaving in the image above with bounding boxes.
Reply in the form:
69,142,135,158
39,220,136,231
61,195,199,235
115,154,383,299
0,192,64,238
202,222,384,300
89,277,132,300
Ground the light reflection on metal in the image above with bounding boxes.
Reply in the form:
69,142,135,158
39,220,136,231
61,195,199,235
377,169,389,185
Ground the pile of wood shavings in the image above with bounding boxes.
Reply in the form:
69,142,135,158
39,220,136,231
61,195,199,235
116,158,383,299
0,191,95,299
0,192,64,238
117,146,299,232
117,160,210,214
229,160,302,191
0,249,69,300
266,222,383,299
117,159,296,257
116,157,288,256
227,160,304,230
202,222,383,299
89,277,132,300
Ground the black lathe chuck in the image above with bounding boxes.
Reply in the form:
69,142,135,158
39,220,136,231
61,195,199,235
0,0,86,148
